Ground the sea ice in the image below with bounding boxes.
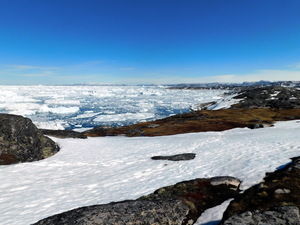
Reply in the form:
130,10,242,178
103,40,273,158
0,85,225,129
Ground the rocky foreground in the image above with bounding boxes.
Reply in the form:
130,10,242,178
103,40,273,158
32,156,300,225
33,176,241,225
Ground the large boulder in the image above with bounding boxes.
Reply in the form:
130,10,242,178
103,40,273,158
33,176,241,225
0,114,59,165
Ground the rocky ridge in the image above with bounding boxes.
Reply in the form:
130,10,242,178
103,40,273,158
231,86,300,109
33,176,241,225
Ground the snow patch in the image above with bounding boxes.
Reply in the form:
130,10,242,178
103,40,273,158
206,94,242,110
195,199,233,225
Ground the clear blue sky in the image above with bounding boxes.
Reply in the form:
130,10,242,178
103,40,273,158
0,0,300,85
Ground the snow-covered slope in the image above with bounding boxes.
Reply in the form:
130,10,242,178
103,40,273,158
1,120,300,225
205,93,242,110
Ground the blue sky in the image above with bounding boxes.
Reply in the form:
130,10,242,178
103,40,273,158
0,0,300,85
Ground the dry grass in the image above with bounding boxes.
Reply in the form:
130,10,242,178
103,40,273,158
84,108,300,137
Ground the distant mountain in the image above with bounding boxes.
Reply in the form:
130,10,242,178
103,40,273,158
60,80,300,88
168,80,300,89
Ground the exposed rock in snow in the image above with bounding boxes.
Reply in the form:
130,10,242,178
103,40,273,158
33,199,190,225
210,177,241,191
232,86,300,109
33,176,241,225
221,156,300,224
40,129,87,139
222,206,300,225
0,114,59,165
151,153,196,161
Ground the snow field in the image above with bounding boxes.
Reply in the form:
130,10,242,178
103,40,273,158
0,120,300,225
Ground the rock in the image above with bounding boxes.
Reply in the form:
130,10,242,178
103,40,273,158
40,129,87,139
275,189,291,194
83,126,117,137
232,86,300,109
198,101,217,110
34,176,241,225
222,206,300,225
147,124,160,128
221,156,300,224
210,176,241,190
151,153,196,161
247,124,264,129
33,199,189,225
0,114,59,165
140,176,241,223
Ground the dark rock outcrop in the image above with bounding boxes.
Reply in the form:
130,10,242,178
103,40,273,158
221,157,300,224
151,153,196,161
222,206,300,225
40,129,87,139
33,176,241,225
247,123,265,129
33,199,189,225
140,176,241,224
232,86,300,109
83,125,117,137
0,114,59,165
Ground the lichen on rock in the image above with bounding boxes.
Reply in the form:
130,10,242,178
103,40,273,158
33,176,241,225
0,113,59,165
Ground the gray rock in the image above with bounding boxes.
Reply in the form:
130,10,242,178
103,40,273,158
232,86,300,109
140,176,241,223
147,124,160,128
210,176,241,191
222,156,300,224
34,176,241,225
40,129,87,139
32,199,190,225
0,114,59,165
151,153,196,161
275,188,291,194
222,206,300,225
